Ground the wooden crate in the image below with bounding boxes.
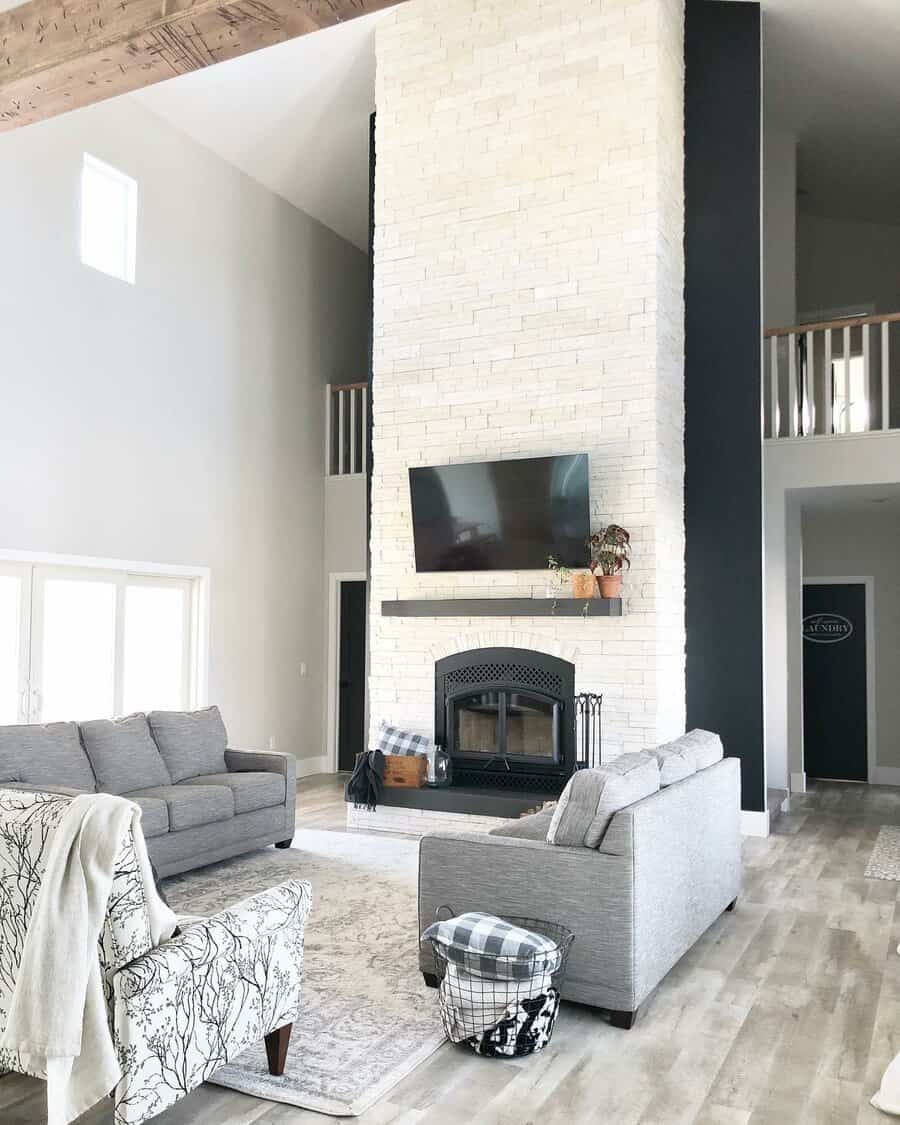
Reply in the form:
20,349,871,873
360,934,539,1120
383,754,427,789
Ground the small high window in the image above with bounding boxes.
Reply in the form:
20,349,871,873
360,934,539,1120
80,154,137,284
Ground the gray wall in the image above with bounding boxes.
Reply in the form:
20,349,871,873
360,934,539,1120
0,96,368,766
803,507,900,771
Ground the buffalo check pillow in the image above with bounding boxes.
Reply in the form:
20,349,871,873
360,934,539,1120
422,912,561,980
375,720,430,757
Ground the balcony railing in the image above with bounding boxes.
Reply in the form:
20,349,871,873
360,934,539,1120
764,311,900,439
326,381,367,476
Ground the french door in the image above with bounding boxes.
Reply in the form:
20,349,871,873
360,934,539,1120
0,561,197,725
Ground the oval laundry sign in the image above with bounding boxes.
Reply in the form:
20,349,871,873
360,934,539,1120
803,613,854,644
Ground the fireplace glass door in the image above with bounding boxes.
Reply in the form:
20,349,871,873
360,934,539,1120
454,691,501,757
450,689,559,763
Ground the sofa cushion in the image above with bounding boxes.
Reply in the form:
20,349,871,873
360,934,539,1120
129,796,170,839
147,707,228,783
547,752,660,848
182,772,286,815
79,713,172,795
489,808,556,841
679,729,724,771
644,740,697,786
126,784,234,832
0,722,96,792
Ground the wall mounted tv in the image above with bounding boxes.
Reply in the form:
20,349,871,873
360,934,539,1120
408,453,590,572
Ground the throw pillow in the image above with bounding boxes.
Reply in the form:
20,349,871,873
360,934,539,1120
422,911,561,980
147,706,229,783
0,721,97,792
546,752,660,848
375,719,430,756
79,713,172,795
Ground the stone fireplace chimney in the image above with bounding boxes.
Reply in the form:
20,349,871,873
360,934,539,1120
369,0,686,760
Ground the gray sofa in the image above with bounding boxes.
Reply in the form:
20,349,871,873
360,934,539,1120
418,733,741,1027
0,707,296,877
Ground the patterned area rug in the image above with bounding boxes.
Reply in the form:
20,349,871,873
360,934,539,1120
865,825,900,880
163,829,445,1117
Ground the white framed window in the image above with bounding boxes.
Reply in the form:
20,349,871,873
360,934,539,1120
80,154,138,284
0,555,206,724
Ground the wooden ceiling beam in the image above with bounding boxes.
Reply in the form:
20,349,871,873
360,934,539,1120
0,0,404,132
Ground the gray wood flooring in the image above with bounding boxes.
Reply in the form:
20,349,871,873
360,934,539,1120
3,777,900,1124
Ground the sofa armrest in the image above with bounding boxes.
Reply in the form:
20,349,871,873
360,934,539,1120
225,747,296,790
112,880,311,1125
418,831,636,1009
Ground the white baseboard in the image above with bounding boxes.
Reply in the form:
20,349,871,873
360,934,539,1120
790,772,807,794
296,754,330,780
871,767,900,786
741,809,770,838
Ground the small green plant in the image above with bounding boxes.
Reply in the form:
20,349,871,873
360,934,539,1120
588,525,631,577
547,554,572,584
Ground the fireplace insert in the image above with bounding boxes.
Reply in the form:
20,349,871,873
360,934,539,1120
434,647,575,792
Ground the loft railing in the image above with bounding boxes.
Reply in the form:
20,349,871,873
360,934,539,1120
326,381,367,476
764,311,900,439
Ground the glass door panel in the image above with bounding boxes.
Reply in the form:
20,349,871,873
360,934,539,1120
505,693,556,759
36,575,117,722
0,572,27,724
453,691,501,755
122,582,188,713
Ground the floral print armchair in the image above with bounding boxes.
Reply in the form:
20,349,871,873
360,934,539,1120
0,788,312,1125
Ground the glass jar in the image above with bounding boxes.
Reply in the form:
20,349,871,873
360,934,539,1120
430,745,453,788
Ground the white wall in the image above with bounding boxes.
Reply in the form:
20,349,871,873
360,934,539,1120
763,126,797,330
763,433,900,790
369,0,685,757
797,213,900,318
803,507,900,772
0,96,369,765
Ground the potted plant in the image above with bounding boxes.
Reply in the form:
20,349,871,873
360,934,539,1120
588,525,631,598
547,555,594,599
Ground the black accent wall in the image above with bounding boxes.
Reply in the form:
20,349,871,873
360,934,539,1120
684,0,764,812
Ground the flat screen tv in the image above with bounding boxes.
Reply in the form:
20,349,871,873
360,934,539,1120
408,453,589,572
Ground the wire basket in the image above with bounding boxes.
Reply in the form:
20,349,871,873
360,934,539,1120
427,916,574,1058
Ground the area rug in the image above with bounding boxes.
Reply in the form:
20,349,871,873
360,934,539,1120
865,825,900,880
163,829,445,1116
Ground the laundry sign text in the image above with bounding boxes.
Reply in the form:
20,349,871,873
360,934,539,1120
803,613,854,644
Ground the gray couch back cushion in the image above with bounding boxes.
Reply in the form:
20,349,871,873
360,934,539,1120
147,706,228,783
644,740,697,786
79,713,172,795
0,722,96,792
547,752,660,848
680,729,724,771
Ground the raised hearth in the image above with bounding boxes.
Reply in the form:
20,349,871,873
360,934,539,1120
345,782,554,836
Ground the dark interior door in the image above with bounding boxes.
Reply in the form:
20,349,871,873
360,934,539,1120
338,581,367,772
803,582,868,782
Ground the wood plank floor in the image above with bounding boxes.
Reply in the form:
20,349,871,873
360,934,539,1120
3,778,900,1124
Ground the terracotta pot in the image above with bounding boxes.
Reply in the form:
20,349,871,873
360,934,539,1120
570,572,595,599
597,573,622,599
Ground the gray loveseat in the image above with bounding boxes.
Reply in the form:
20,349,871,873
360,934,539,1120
0,707,296,877
418,732,741,1027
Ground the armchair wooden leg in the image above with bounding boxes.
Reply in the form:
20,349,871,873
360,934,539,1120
275,838,293,849
264,1023,293,1076
609,1008,637,1030
422,972,439,989
726,897,738,912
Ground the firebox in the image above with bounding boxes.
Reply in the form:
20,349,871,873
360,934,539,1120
434,647,575,791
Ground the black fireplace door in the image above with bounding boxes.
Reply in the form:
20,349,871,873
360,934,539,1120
447,687,561,766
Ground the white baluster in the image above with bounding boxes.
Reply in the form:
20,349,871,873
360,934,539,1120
863,323,871,432
788,333,798,436
824,329,833,436
770,336,779,438
843,325,852,433
338,388,347,475
883,321,891,430
325,383,333,475
350,386,358,474
805,329,815,434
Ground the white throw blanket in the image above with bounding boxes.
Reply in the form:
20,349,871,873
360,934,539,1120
0,793,177,1125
